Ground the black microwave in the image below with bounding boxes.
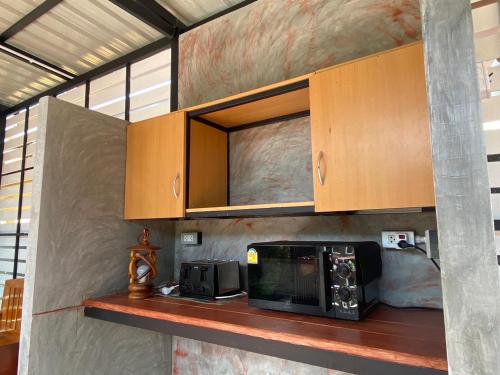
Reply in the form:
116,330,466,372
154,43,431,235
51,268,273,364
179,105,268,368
247,241,382,320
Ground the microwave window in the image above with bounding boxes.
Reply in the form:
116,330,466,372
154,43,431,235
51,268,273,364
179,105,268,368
249,246,320,306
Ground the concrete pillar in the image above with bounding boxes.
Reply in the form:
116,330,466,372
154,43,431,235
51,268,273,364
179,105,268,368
420,1,500,374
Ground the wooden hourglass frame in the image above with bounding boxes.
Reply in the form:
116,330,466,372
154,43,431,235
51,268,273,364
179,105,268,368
128,228,160,299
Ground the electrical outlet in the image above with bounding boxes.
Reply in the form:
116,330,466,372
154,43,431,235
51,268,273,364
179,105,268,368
381,231,415,249
181,232,202,245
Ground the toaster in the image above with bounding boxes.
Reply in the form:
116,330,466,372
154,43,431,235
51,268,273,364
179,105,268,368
179,259,240,298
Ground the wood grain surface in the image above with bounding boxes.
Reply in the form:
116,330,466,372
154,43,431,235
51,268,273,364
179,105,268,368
0,278,23,333
185,74,312,113
124,111,186,219
84,294,447,371
310,42,435,212
199,87,310,128
188,120,228,208
186,201,315,213
0,332,19,375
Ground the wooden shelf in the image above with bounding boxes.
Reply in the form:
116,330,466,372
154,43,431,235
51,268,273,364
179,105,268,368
186,201,315,218
186,73,311,115
199,87,310,128
187,78,310,129
84,294,447,375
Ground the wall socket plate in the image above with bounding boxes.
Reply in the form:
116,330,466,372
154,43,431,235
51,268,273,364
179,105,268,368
381,231,415,249
181,232,202,245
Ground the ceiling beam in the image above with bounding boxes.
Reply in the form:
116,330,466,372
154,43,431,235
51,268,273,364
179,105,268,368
0,0,63,42
0,42,75,80
185,0,258,32
0,0,75,80
148,0,188,31
109,0,186,36
4,37,171,114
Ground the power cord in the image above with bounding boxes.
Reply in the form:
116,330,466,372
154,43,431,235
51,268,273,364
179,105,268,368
398,240,441,271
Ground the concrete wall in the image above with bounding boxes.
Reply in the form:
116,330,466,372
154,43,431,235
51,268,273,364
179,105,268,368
19,97,175,375
174,0,437,373
172,337,350,375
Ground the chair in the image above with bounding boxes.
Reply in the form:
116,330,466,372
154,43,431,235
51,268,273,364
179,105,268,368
0,278,24,333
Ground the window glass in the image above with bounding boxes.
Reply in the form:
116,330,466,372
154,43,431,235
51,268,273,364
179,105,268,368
3,111,26,175
57,84,86,107
130,49,171,122
89,68,126,119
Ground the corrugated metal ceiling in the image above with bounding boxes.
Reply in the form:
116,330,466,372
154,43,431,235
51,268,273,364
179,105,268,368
0,52,64,106
7,0,164,75
156,0,245,26
0,0,44,34
0,0,248,111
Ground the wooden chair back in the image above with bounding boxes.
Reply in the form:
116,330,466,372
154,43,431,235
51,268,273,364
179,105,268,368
0,278,24,333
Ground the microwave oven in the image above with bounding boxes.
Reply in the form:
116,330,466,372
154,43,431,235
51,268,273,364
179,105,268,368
247,241,382,320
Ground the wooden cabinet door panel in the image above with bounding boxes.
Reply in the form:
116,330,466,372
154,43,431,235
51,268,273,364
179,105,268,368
124,112,186,219
310,43,435,212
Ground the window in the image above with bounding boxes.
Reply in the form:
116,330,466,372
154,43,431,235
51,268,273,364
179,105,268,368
130,49,171,122
57,84,86,107
89,68,126,119
54,48,172,123
0,108,34,298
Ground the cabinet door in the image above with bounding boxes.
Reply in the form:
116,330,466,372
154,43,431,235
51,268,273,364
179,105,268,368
124,111,186,219
310,43,435,212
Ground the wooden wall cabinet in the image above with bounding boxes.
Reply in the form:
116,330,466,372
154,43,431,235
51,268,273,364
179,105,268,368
309,43,435,212
124,42,434,220
124,111,186,219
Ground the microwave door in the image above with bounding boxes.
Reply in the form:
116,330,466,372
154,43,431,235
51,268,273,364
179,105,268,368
249,246,322,307
318,250,332,313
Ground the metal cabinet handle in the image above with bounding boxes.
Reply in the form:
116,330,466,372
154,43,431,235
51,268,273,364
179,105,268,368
172,173,180,199
317,151,325,186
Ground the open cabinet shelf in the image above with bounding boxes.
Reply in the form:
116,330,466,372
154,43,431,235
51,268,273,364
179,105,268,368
186,77,314,218
185,201,315,218
187,75,311,125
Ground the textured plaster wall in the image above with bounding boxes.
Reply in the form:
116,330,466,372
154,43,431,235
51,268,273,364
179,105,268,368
179,0,421,109
19,97,174,375
229,117,313,205
175,0,430,373
172,337,351,375
420,1,500,374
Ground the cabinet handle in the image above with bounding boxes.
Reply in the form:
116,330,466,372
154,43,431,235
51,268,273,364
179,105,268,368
317,151,325,186
172,173,180,199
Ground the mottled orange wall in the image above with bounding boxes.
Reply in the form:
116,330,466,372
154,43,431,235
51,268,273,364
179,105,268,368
179,0,421,108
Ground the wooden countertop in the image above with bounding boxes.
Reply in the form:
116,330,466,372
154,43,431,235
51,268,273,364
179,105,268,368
84,294,447,374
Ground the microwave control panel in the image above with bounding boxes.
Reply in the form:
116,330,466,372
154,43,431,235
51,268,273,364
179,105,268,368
328,245,360,320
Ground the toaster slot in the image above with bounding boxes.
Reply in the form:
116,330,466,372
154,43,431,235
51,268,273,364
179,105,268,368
200,267,208,281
